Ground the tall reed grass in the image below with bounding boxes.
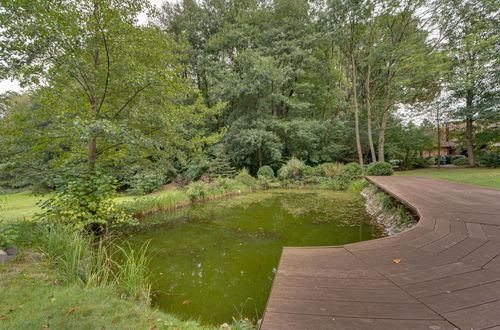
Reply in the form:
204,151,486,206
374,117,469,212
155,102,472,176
38,224,152,302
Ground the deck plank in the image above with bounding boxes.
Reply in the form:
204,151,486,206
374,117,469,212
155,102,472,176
260,176,500,329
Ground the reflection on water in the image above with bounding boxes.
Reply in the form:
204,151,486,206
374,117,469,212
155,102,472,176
126,189,383,325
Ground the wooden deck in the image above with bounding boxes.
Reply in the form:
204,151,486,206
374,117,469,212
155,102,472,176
260,176,500,330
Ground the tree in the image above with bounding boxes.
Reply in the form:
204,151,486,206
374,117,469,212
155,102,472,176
0,0,219,182
207,146,236,178
434,0,499,165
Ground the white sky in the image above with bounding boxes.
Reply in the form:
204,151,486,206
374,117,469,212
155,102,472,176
0,0,169,94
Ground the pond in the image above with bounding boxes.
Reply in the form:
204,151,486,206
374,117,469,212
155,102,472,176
127,189,384,325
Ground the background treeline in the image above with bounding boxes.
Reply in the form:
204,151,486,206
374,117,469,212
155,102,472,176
0,0,498,192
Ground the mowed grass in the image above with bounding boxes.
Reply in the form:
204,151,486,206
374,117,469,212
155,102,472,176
395,167,500,189
1,191,44,222
0,257,213,330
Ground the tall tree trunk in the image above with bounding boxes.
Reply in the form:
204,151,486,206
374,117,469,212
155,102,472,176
465,90,475,166
351,54,364,167
88,136,97,171
378,64,393,163
365,63,377,163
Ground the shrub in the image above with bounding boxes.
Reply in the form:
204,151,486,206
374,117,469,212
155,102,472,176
452,155,466,161
366,162,394,176
235,168,257,187
337,162,363,182
320,162,344,178
185,181,210,202
478,153,500,168
257,165,275,179
38,173,132,233
278,158,306,180
389,159,402,167
452,157,469,166
445,155,452,164
129,169,165,195
183,161,208,182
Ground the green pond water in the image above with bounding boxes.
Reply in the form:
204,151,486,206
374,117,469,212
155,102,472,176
127,189,384,325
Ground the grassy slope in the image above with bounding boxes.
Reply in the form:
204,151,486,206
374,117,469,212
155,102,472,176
395,167,500,189
0,257,213,330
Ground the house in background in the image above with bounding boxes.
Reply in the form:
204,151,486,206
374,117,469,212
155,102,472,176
420,121,499,158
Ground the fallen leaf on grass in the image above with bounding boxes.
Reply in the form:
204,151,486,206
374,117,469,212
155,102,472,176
0,315,8,320
182,300,191,305
392,259,401,264
65,308,75,317
42,324,50,328
7,309,13,314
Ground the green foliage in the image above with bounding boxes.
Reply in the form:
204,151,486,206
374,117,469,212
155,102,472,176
348,179,368,193
0,220,19,249
478,153,500,168
320,162,344,178
129,169,165,195
452,157,469,166
338,162,363,181
185,181,210,202
183,160,209,183
366,162,394,176
278,158,306,180
38,173,133,232
38,224,152,301
208,147,236,179
257,166,275,179
234,168,257,188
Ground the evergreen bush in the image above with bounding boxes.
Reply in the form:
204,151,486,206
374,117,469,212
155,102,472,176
337,162,363,181
452,157,469,166
366,162,394,176
478,153,500,168
208,148,236,179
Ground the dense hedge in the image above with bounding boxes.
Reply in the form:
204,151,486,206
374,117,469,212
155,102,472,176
366,162,394,176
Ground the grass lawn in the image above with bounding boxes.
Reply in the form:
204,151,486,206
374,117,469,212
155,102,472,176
395,167,500,189
1,191,44,223
0,256,213,330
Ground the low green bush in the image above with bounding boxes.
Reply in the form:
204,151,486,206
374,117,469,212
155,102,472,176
452,157,469,166
478,153,500,168
235,168,257,187
278,158,306,180
452,155,466,161
129,169,165,195
366,162,394,176
337,162,363,182
185,181,210,202
257,165,275,179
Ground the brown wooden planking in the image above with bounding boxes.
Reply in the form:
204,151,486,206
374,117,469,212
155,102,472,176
261,176,500,329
